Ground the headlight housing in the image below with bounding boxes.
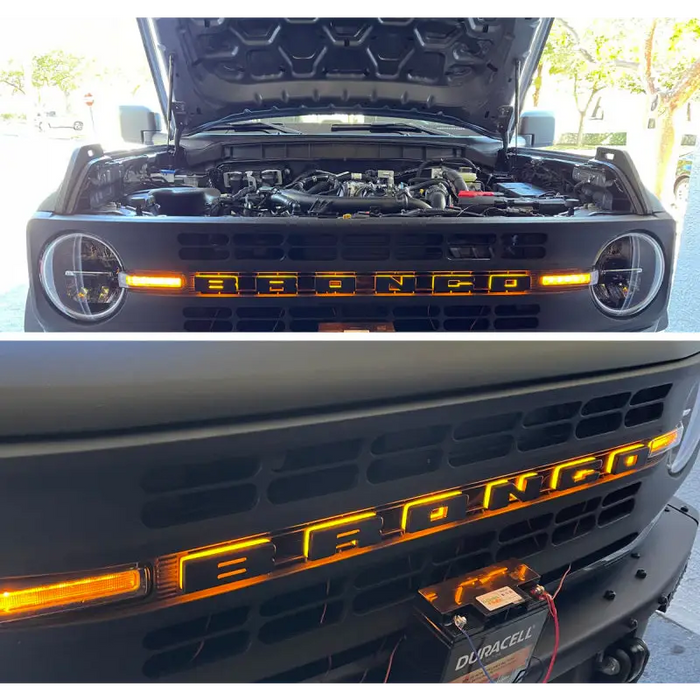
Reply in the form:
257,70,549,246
39,232,124,322
592,232,665,316
669,381,700,475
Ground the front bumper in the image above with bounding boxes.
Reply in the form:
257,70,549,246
527,497,698,682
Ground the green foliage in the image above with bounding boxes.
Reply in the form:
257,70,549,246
545,19,623,104
0,112,26,121
0,62,25,95
557,132,627,147
32,51,84,96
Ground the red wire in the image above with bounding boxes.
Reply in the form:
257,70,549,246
383,636,403,684
553,564,571,600
541,592,560,684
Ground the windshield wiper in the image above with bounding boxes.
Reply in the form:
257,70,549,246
329,122,447,135
189,120,303,135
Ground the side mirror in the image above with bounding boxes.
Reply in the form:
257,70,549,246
118,105,162,145
519,110,555,148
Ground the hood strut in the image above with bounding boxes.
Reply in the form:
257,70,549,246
496,58,523,170
164,53,187,165
165,53,175,150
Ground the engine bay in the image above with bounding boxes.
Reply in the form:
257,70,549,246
82,146,633,220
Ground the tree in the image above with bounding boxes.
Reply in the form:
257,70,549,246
557,18,700,198
0,61,25,95
32,50,84,105
638,20,700,198
544,21,619,147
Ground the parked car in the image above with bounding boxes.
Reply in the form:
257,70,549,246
674,150,694,207
34,110,83,132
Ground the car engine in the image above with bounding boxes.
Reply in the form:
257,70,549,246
84,152,629,220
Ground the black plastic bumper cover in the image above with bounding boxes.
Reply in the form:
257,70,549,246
526,498,698,682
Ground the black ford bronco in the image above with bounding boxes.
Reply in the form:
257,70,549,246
0,340,698,681
25,18,675,332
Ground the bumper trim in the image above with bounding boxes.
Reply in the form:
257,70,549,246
525,499,698,682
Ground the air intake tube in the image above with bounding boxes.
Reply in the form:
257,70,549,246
269,189,431,214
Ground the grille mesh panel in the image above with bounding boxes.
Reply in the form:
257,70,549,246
140,384,670,529
141,481,641,679
178,231,549,263
182,302,541,332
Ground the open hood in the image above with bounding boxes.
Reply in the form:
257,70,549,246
138,18,552,137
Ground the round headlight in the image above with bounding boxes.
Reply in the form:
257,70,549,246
669,382,700,475
592,232,665,316
39,233,124,322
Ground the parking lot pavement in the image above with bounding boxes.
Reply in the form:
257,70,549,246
642,614,700,683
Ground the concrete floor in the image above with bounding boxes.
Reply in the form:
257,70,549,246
642,614,700,683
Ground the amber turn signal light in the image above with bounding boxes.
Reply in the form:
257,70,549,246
1,567,148,621
119,273,184,289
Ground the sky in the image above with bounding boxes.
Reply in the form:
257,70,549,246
0,17,145,64
0,17,159,114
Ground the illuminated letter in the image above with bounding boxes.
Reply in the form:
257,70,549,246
550,458,603,491
488,274,531,293
401,491,467,534
482,473,544,511
256,275,298,295
432,274,475,295
180,538,275,594
195,274,239,295
375,274,417,295
316,275,356,295
304,512,383,561
605,444,649,475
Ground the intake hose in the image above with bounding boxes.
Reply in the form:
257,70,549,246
269,189,431,213
440,166,469,194
426,184,447,209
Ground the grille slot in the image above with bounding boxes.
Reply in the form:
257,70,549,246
280,440,362,473
267,465,359,504
259,602,344,644
182,307,234,332
372,425,448,455
367,449,443,484
141,484,257,528
142,481,641,679
178,233,230,261
500,233,547,260
141,457,258,494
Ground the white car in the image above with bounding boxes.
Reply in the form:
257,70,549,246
34,110,84,132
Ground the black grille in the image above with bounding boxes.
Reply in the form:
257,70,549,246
182,302,541,332
177,231,549,263
141,481,640,679
139,384,670,529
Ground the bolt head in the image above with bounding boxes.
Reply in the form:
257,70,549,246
604,590,616,600
636,569,648,579
631,552,641,559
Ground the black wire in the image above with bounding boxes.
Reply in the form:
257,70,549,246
514,655,544,683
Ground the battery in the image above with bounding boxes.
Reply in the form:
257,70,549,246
390,560,549,683
495,181,550,198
